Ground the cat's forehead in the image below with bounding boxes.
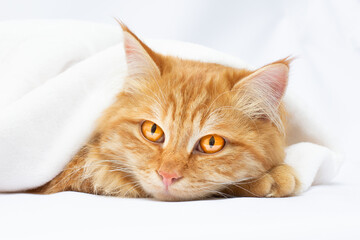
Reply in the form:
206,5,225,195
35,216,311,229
162,58,249,88
158,59,250,111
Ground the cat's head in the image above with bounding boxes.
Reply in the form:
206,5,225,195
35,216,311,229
90,24,290,201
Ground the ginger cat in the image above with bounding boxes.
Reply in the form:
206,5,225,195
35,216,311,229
33,24,300,201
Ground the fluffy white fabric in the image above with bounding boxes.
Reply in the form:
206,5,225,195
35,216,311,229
0,20,341,192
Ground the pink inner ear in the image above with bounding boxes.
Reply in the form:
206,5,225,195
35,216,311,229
122,31,159,78
231,62,289,132
249,63,289,105
262,63,288,102
123,32,140,57
124,42,134,56
123,32,143,64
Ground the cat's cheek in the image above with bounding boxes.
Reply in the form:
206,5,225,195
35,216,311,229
135,171,162,196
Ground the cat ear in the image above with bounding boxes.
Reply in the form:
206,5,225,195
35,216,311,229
235,61,289,106
118,21,162,89
232,59,291,131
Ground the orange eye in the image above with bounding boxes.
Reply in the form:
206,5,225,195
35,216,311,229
199,135,225,154
141,120,164,142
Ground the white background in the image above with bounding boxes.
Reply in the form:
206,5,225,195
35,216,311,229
1,0,359,239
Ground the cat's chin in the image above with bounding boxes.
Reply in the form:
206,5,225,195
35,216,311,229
152,192,184,201
150,188,207,201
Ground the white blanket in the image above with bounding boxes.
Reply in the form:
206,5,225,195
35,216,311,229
0,20,342,193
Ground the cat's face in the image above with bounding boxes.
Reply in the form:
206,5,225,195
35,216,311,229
90,25,289,201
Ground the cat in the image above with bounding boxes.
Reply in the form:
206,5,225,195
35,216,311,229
32,23,300,201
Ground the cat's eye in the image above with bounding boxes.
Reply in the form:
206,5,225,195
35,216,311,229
198,135,225,154
141,120,164,142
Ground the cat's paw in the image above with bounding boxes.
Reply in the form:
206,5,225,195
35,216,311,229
263,164,299,197
225,164,300,197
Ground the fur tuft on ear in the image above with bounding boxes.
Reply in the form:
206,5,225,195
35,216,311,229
115,19,162,92
233,59,291,132
270,56,294,68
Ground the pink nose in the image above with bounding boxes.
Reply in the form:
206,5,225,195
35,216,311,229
158,171,182,187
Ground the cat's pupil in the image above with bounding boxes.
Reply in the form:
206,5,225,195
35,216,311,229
151,124,157,135
209,136,215,148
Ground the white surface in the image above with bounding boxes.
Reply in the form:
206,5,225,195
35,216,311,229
0,0,359,240
1,187,359,240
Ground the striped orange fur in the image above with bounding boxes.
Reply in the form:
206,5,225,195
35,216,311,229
33,24,299,200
